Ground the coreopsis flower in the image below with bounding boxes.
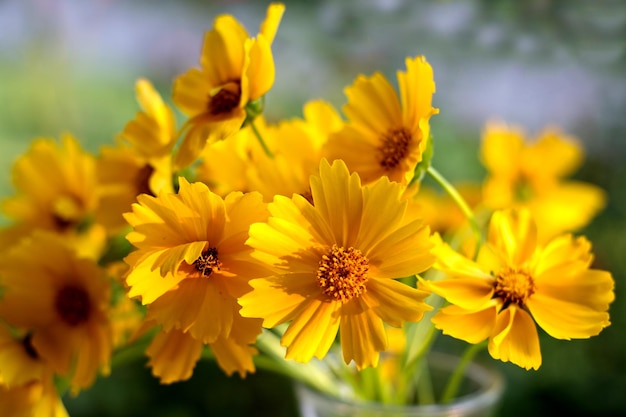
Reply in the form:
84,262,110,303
480,122,606,241
172,3,285,169
97,79,176,232
323,56,438,185
123,178,269,352
0,325,48,388
0,232,113,392
238,159,435,369
421,208,614,370
0,134,107,259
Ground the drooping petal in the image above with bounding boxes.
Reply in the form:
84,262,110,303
398,55,437,132
488,208,537,266
146,328,203,384
419,277,494,311
489,306,542,370
339,298,387,369
210,335,258,378
431,303,497,344
362,278,431,326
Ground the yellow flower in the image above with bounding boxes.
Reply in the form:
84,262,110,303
323,56,438,185
0,325,48,388
0,134,107,259
239,159,435,369
172,3,285,169
0,232,113,392
421,208,614,370
480,122,606,241
123,178,269,348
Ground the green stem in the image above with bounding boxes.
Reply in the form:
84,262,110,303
426,166,483,255
439,341,488,404
248,118,274,158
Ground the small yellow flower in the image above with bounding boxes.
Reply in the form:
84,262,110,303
421,208,614,370
0,232,113,391
323,56,438,185
480,122,606,241
172,3,285,169
123,178,269,347
239,159,435,369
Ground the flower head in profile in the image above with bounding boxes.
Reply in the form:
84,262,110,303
239,159,435,369
123,178,270,376
97,78,177,232
480,122,606,241
323,56,438,185
0,232,113,392
172,3,285,168
421,208,614,370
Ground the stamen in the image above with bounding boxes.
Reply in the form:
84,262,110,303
494,268,535,308
317,244,369,302
194,247,222,276
55,284,91,326
377,127,412,170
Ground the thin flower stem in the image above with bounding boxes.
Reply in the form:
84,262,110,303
439,340,488,404
248,118,274,158
426,166,483,255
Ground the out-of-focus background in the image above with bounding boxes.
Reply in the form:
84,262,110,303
1,0,625,416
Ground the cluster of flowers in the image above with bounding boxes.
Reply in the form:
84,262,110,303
0,3,615,415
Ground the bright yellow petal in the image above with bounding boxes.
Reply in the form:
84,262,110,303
398,55,437,132
480,122,524,177
431,303,497,344
247,35,275,100
259,3,285,44
488,208,537,266
339,298,386,369
125,251,186,304
432,237,494,280
489,306,542,370
362,278,431,326
343,73,402,134
201,15,248,85
282,299,341,362
146,329,203,384
420,277,494,311
523,127,583,180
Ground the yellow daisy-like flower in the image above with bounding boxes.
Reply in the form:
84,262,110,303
421,208,614,370
0,232,113,392
480,122,606,241
238,159,435,369
123,178,269,349
0,134,106,259
0,325,47,388
323,56,438,185
172,3,285,169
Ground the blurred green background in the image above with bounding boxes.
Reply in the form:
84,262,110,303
1,0,625,415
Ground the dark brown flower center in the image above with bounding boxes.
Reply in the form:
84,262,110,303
21,333,39,359
377,127,412,170
494,268,535,308
208,83,241,116
55,284,91,326
135,164,155,196
317,244,369,302
194,247,222,276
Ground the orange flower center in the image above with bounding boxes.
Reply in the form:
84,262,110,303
494,268,535,307
55,284,91,326
135,164,155,197
377,127,412,170
317,244,369,302
194,247,222,276
208,82,241,115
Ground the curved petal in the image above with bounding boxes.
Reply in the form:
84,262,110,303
210,335,257,378
419,277,494,311
343,73,402,134
431,303,497,344
489,306,541,370
488,208,537,266
480,122,524,177
146,329,203,384
339,298,386,369
398,55,437,132
362,278,431,326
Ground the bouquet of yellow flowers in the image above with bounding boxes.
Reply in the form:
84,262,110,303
0,3,615,416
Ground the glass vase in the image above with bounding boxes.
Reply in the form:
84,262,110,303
295,352,505,417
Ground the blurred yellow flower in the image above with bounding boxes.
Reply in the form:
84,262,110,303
172,3,285,168
0,232,113,392
324,56,438,185
480,122,606,241
239,159,435,369
0,377,68,417
421,208,614,370
123,178,269,352
0,134,106,259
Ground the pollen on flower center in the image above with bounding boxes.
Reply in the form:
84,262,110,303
208,83,241,115
494,268,535,307
55,284,91,326
194,247,222,276
377,127,412,170
317,244,369,302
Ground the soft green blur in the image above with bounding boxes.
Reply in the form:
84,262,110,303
1,0,625,416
